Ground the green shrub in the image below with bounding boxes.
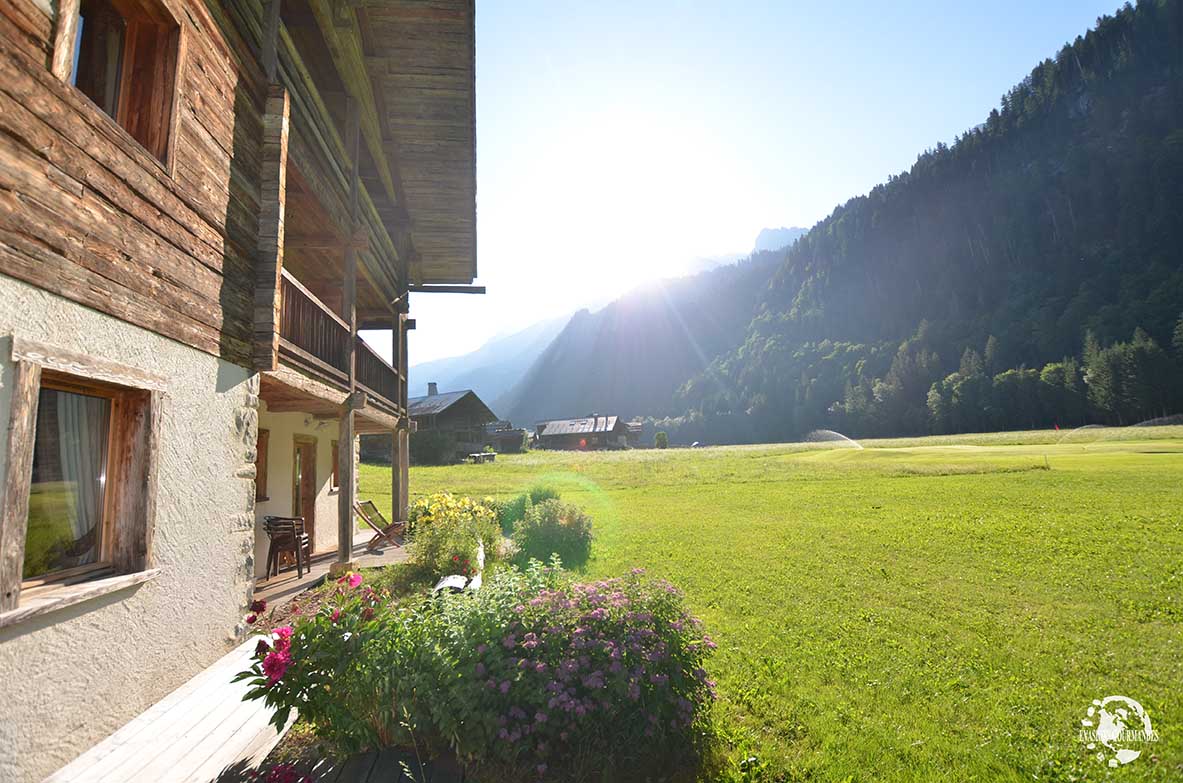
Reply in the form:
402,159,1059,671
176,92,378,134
409,430,455,465
655,430,669,449
496,484,562,535
512,499,593,567
407,492,500,579
239,563,717,780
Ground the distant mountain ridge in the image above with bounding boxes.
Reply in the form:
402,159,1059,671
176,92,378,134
499,248,786,425
753,226,807,253
408,314,570,413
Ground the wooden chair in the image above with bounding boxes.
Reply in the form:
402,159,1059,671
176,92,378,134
263,516,311,579
355,500,405,552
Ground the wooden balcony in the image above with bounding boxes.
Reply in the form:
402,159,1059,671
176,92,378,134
277,268,402,414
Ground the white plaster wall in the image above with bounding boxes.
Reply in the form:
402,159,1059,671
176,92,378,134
254,402,342,576
0,275,258,783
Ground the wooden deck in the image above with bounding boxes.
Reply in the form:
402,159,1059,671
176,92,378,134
254,531,409,606
46,636,294,783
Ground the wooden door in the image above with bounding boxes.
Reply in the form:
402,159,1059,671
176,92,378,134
293,436,317,547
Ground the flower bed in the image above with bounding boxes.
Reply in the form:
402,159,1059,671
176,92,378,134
238,562,715,780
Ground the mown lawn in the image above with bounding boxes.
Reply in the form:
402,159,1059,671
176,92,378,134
359,428,1183,781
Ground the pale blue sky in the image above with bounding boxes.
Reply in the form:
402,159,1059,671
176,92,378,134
382,0,1123,366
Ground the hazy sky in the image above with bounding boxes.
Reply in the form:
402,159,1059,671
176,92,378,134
369,0,1122,366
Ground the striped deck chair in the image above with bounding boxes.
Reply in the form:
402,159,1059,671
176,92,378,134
355,500,404,551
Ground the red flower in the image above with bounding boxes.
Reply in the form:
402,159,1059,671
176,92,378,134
361,606,374,621
452,555,460,562
246,613,258,624
331,608,341,623
250,599,267,613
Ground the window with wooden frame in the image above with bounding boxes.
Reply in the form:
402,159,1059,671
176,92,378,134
330,440,339,491
255,429,270,502
1,338,163,626
51,0,183,164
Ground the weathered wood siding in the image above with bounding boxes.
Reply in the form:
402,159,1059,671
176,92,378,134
0,0,264,367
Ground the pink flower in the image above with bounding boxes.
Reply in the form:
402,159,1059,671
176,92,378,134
272,626,293,654
331,608,341,623
262,651,289,684
347,572,363,589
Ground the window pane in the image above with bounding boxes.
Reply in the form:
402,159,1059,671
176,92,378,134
24,388,111,579
75,0,127,119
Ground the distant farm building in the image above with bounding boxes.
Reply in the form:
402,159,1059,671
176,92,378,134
535,415,640,450
408,383,499,462
485,421,530,453
361,383,498,464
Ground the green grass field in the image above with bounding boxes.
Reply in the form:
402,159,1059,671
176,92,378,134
359,428,1183,781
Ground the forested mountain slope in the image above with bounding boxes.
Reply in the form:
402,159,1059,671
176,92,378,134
672,0,1183,443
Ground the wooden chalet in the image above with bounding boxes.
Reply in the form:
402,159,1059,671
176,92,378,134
535,415,636,450
408,383,498,460
0,1,477,780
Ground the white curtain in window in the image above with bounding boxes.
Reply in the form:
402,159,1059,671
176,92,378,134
56,391,110,565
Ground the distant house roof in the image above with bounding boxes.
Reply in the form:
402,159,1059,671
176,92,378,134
539,416,620,437
408,389,495,421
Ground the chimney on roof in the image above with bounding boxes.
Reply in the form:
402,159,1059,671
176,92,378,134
428,382,438,396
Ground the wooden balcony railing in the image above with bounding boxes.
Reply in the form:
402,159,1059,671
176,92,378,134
279,269,350,382
278,268,401,412
357,339,400,411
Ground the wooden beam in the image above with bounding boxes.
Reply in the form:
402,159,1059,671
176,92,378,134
11,337,168,391
306,0,399,209
0,360,40,611
261,0,282,82
285,234,369,252
342,390,368,411
254,86,290,372
408,284,486,295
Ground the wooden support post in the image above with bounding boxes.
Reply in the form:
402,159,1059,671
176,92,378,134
335,97,362,570
261,0,283,82
396,311,409,522
254,86,290,372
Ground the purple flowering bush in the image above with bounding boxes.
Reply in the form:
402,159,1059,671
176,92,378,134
411,560,716,778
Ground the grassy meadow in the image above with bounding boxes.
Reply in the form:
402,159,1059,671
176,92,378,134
359,428,1183,781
